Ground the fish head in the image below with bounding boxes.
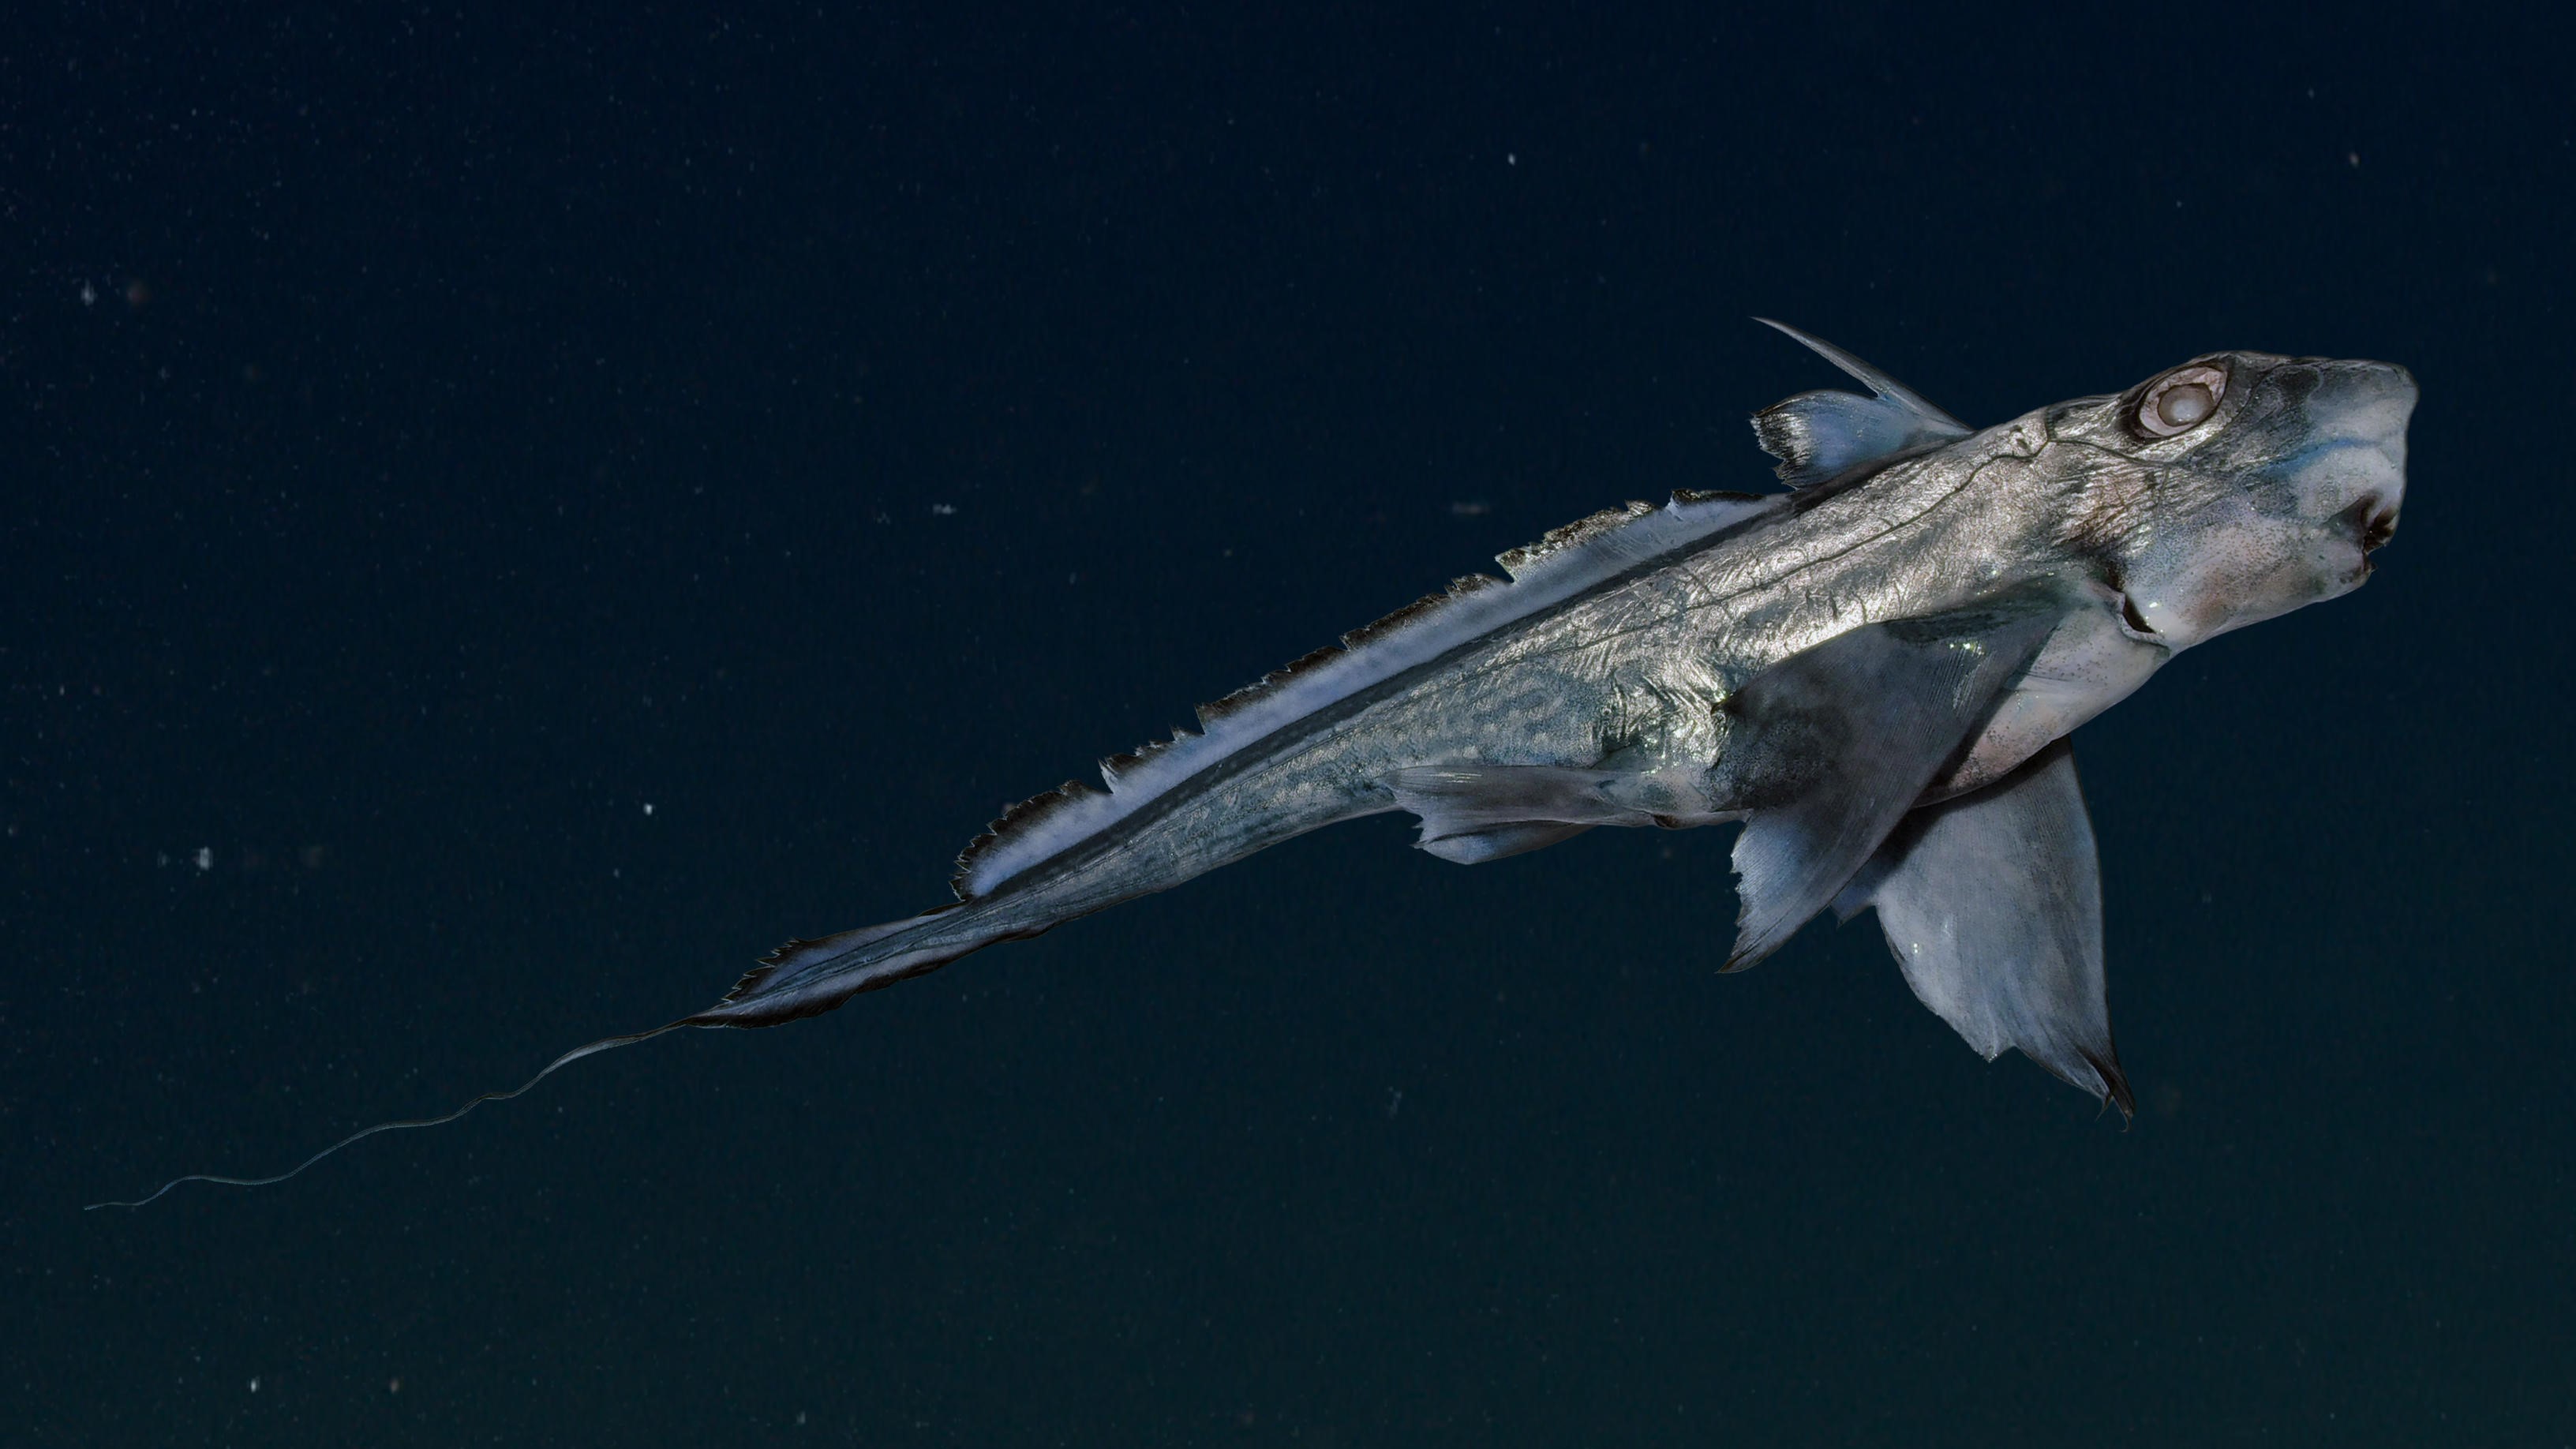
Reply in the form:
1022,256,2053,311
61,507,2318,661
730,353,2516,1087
2043,351,2417,651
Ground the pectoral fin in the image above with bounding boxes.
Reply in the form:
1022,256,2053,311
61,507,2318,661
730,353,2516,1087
1833,738,2132,1114
1719,589,2063,972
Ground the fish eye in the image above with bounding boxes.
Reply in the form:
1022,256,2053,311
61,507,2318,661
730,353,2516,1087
2136,365,2229,439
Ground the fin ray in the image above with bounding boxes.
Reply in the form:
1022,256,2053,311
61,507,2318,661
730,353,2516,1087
1750,320,1971,488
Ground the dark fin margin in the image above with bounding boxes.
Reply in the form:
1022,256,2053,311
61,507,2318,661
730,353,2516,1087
949,780,1104,900
952,489,1770,907
722,908,967,1006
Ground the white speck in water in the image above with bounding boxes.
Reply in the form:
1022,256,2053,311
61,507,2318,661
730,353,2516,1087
248,1376,260,1393
193,847,213,871
930,502,957,516
80,280,97,306
642,803,654,816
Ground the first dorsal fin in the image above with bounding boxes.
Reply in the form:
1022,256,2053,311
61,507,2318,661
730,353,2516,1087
1750,319,1972,489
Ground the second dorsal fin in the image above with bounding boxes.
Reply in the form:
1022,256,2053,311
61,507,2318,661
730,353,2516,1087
1750,319,1972,489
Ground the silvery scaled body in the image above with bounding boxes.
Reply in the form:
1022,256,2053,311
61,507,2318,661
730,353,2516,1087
703,324,2417,1114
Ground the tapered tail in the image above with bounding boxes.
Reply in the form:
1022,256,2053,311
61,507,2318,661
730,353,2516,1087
91,896,1055,1208
687,900,1058,1028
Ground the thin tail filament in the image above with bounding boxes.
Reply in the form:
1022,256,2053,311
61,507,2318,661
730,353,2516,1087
84,1020,696,1211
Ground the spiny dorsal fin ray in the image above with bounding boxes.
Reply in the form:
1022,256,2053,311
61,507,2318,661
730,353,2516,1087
1750,319,1971,489
948,488,1784,900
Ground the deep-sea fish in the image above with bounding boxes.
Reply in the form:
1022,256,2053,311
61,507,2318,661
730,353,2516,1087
96,323,2416,1207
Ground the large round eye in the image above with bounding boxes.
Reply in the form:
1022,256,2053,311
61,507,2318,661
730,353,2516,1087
2136,365,2229,438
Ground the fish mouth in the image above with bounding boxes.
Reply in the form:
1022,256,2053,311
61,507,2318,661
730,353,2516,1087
2342,493,2399,554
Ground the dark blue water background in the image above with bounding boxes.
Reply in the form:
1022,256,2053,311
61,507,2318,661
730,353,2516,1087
9,6,2570,1443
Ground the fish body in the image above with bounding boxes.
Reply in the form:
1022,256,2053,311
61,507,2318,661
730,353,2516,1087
94,324,2418,1208
697,326,2417,1112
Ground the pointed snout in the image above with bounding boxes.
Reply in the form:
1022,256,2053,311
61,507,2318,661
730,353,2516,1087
2322,359,2416,534
2259,359,2417,542
2323,358,2419,428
